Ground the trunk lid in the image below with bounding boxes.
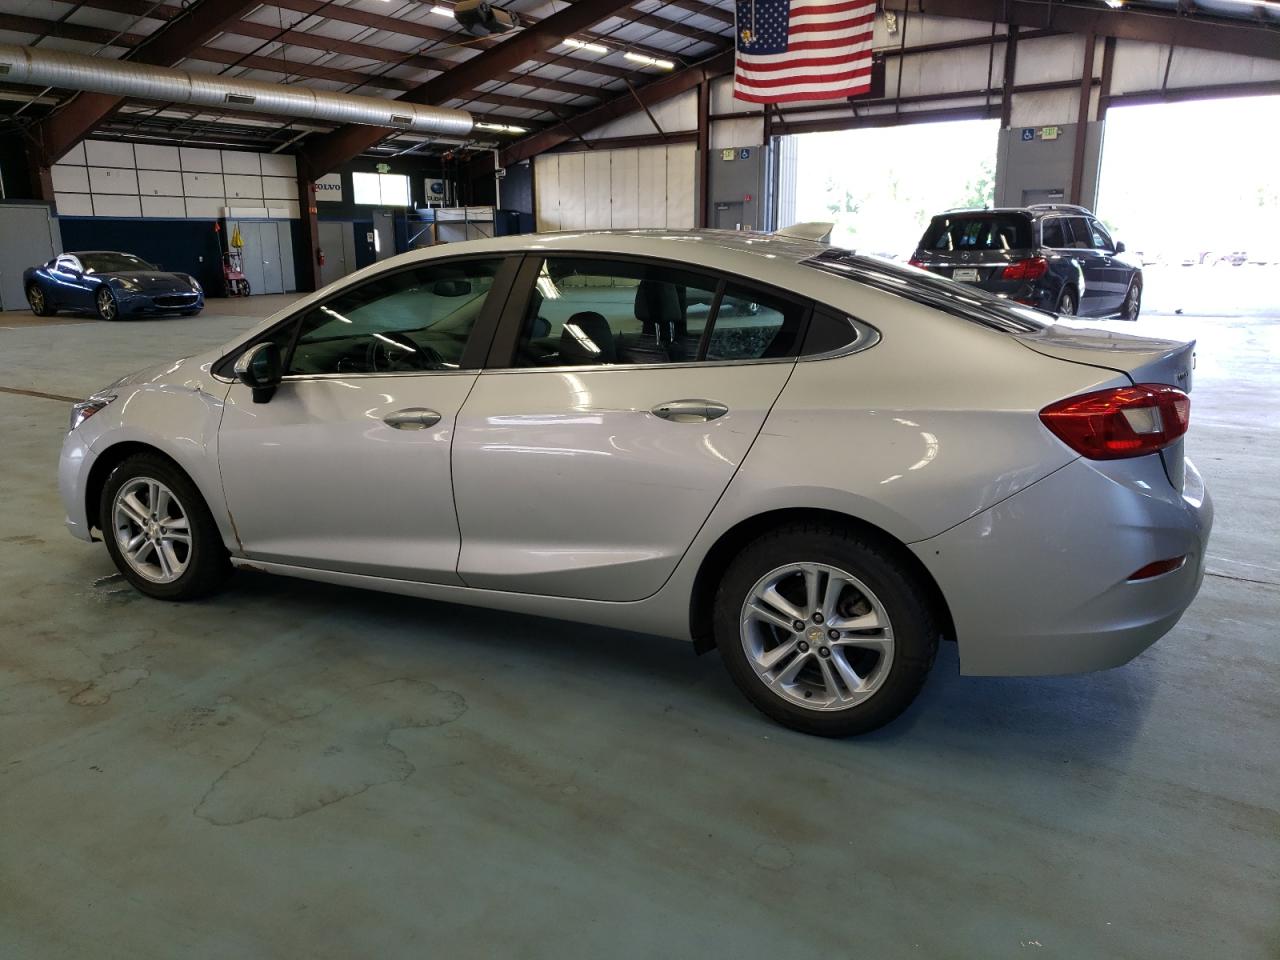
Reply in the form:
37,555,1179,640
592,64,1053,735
1015,322,1195,489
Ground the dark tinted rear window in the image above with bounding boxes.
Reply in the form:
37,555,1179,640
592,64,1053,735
920,215,1031,253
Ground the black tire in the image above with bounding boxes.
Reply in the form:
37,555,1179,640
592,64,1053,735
99,453,231,601
713,523,940,737
1057,287,1077,317
95,286,120,321
26,283,54,316
1120,278,1142,321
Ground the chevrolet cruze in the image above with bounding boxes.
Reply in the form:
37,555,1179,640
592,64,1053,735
58,229,1212,736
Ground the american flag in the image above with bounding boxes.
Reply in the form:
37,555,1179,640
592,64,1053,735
734,0,876,104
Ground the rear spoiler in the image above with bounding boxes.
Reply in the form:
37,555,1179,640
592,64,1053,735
774,221,834,243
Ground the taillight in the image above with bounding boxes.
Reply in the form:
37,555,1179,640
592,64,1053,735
1039,384,1190,460
1001,257,1049,280
908,258,925,269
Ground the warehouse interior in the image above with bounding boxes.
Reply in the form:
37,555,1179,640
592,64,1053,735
1,1,1278,957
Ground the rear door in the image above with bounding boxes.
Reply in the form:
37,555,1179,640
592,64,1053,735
451,255,808,602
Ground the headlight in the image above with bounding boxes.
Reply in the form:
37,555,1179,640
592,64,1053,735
113,277,139,291
188,277,202,293
69,395,116,432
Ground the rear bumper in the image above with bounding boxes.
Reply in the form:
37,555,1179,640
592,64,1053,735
912,455,1212,676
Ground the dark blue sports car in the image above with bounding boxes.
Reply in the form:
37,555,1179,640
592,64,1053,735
24,250,204,321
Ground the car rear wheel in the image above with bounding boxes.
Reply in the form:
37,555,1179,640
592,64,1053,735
713,523,939,737
100,454,231,601
1057,288,1077,317
27,284,53,316
95,287,119,321
1121,279,1142,321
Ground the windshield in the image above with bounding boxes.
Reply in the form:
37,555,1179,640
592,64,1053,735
78,252,157,274
919,214,1032,253
801,249,1052,334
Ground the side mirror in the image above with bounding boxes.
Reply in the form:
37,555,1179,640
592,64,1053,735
234,342,283,403
1114,241,1126,254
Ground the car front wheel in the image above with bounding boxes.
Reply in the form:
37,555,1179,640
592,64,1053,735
713,523,939,737
1121,279,1142,321
100,454,231,600
95,287,119,321
1057,288,1077,317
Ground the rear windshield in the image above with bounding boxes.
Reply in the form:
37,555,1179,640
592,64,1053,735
919,214,1031,253
801,249,1051,334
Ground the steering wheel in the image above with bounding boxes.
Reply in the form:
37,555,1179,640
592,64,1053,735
364,332,443,372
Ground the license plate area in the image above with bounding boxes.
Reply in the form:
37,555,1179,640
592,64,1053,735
952,268,980,282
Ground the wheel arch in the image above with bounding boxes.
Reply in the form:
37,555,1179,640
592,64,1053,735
687,507,956,654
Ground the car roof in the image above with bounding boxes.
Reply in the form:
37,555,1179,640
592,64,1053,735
929,206,1094,220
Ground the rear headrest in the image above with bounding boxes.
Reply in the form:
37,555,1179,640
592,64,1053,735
634,281,684,340
559,311,615,365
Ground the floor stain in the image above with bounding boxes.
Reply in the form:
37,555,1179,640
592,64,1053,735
69,666,150,706
1,534,45,546
752,843,795,871
194,677,466,826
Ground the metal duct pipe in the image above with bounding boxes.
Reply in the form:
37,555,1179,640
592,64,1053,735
0,44,473,138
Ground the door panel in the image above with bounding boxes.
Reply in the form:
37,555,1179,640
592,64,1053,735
239,224,265,295
317,221,347,288
452,363,794,601
219,374,477,582
260,222,284,294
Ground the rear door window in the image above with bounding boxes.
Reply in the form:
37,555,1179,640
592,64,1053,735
921,215,1031,252
1040,218,1069,248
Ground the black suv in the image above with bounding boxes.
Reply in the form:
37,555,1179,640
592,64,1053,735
909,204,1142,320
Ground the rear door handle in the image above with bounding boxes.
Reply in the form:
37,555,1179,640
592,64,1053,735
651,399,729,423
383,407,442,430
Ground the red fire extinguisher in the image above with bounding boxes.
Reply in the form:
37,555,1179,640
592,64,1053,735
316,248,326,267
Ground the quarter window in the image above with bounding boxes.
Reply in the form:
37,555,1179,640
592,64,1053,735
285,259,503,376
706,285,806,361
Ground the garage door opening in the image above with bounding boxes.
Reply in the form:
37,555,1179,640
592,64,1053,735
1096,95,1280,315
777,118,999,258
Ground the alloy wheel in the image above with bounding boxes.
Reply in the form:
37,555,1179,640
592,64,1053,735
1123,284,1141,320
112,477,191,583
739,562,895,712
1059,292,1076,316
97,288,117,320
27,286,45,313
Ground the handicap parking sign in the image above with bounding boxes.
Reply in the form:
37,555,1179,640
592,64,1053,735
1021,128,1035,142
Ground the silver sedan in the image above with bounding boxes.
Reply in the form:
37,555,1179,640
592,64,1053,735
58,229,1212,736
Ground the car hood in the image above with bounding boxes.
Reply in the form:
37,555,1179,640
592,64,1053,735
95,270,193,290
94,356,198,395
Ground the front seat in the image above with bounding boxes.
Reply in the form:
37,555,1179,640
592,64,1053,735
558,311,616,365
622,280,686,363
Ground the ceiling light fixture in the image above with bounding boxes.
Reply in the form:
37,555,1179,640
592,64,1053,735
623,51,674,70
430,5,454,16
476,122,527,133
564,38,608,55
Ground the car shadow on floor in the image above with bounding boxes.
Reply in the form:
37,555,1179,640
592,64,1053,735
207,569,1158,769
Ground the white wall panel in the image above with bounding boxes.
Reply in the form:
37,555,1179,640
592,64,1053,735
534,154,560,231
141,196,186,218
134,144,180,170
58,142,87,166
179,147,222,172
636,147,666,228
260,153,297,177
183,172,225,197
1009,89,1077,127
84,139,134,168
558,153,586,230
262,176,297,200
221,151,261,175
224,174,264,199
280,200,300,219
89,167,139,195
583,151,611,229
138,169,183,196
609,148,639,229
92,194,141,217
711,117,764,150
586,89,697,140
185,198,224,218
55,193,94,216
665,143,696,229
1016,35,1088,85
51,164,90,193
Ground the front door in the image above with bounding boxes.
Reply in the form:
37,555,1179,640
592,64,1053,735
452,255,809,602
218,255,513,582
1065,216,1110,315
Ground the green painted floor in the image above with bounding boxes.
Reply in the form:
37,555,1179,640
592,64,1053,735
1,296,1277,959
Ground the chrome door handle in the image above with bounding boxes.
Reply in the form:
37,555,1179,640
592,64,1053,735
383,407,442,430
651,399,729,423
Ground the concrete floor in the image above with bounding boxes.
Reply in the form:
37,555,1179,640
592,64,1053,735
1,293,1277,959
